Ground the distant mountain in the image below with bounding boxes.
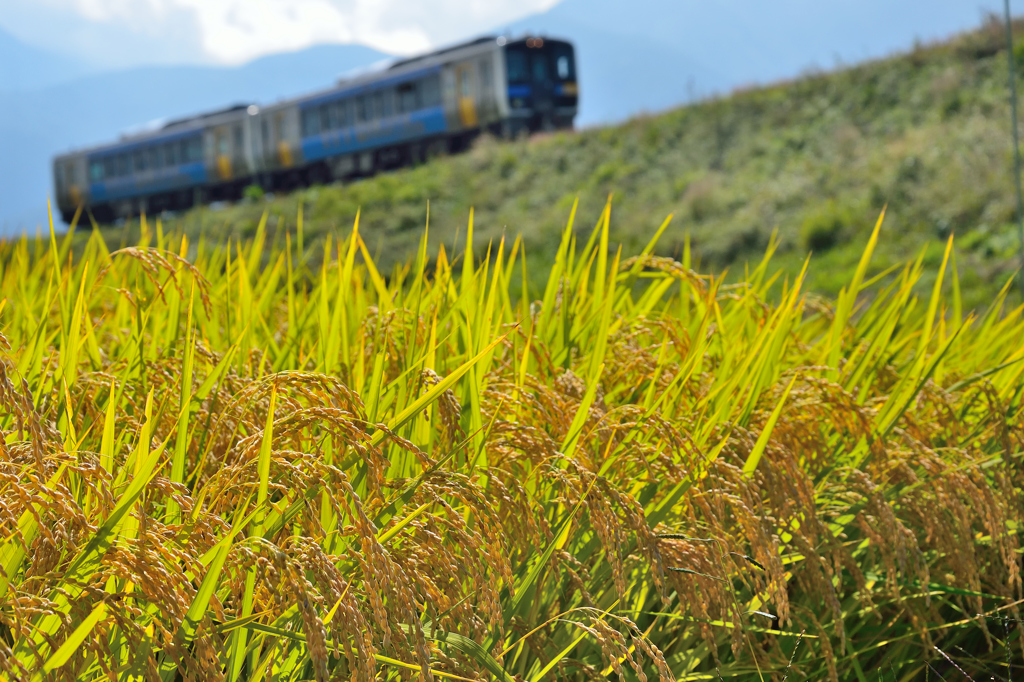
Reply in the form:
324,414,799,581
0,27,96,93
502,0,1004,125
0,42,390,234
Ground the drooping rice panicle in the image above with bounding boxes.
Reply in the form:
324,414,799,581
0,203,1022,680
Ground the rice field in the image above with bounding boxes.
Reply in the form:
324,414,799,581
1,201,1023,681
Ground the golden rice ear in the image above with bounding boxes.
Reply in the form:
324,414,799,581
2,201,1023,680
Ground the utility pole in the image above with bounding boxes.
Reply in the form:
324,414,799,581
1004,0,1024,296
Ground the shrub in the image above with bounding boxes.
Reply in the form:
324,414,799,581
800,199,854,251
242,183,265,202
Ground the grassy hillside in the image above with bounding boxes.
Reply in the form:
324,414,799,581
138,18,1024,307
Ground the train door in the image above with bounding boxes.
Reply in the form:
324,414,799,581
529,47,555,127
231,121,247,177
68,157,85,209
454,63,478,128
213,126,232,180
274,112,293,168
477,55,496,121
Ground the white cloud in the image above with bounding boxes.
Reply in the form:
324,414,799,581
5,0,562,65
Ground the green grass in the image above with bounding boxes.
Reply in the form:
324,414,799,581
119,17,1024,312
2,201,1024,680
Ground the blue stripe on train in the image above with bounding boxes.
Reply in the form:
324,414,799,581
90,162,208,202
300,106,448,163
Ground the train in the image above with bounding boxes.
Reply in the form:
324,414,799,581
52,35,578,224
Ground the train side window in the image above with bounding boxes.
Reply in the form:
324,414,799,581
116,155,129,177
398,83,418,113
372,91,384,119
104,158,115,178
460,69,471,98
382,90,394,118
146,146,158,170
355,96,367,123
165,142,177,166
153,146,164,169
188,137,203,163
233,125,243,153
90,161,103,182
421,75,441,107
133,150,146,173
302,109,317,136
336,101,351,127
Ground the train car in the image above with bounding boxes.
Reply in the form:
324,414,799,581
52,35,577,224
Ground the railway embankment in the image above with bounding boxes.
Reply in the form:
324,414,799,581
108,18,1024,309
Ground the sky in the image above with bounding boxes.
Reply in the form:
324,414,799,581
0,0,561,67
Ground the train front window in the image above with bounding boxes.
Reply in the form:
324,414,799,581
508,43,574,84
557,55,571,79
531,54,549,82
553,45,575,80
506,49,528,84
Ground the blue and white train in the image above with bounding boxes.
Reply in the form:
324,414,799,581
52,35,578,224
